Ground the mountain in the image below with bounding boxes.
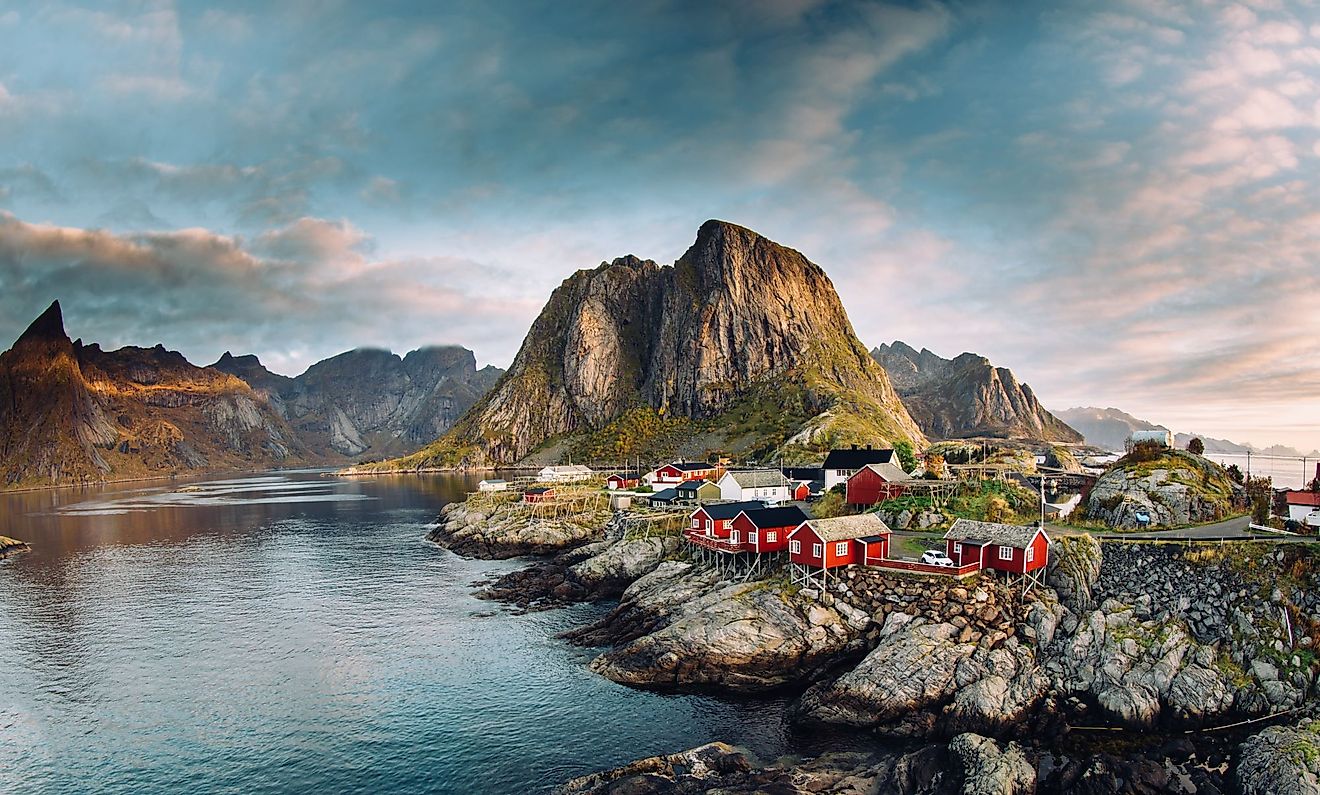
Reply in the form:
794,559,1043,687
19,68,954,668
0,302,304,488
1173,433,1251,455
379,220,925,468
871,341,1082,444
1054,407,1165,452
212,347,503,458
1056,407,1254,454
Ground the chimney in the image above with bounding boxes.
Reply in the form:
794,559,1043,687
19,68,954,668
851,444,858,450
866,444,872,450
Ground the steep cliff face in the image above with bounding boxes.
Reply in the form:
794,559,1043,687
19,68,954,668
212,346,502,458
391,220,925,467
0,302,303,488
872,342,1081,443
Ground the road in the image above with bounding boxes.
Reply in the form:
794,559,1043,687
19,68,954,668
1049,514,1306,541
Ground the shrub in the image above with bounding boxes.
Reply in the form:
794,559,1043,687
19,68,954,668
1187,437,1205,455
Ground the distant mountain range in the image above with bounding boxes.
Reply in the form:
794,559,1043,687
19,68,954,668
1055,407,1319,457
871,342,1082,444
370,220,926,470
211,347,501,459
0,301,501,488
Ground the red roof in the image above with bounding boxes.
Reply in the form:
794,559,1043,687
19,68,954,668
1286,491,1320,507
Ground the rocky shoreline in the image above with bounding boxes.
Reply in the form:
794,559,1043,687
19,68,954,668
0,535,30,559
430,499,1320,793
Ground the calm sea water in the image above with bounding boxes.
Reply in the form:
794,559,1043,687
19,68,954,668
1209,453,1317,490
0,471,804,794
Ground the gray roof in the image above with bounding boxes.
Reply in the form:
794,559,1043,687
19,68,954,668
724,469,788,488
943,519,1043,549
858,462,911,483
799,514,892,542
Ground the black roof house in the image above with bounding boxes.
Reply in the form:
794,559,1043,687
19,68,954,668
699,501,765,520
738,506,810,528
822,446,895,470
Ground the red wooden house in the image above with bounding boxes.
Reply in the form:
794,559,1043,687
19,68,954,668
731,506,809,554
791,481,812,501
845,462,912,507
687,500,765,540
606,474,640,490
788,514,892,586
943,519,1049,577
647,461,719,487
523,487,556,504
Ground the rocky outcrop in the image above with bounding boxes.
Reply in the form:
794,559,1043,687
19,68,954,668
558,734,1067,795
1084,448,1238,528
873,341,1081,443
428,499,610,559
383,220,925,468
791,538,1317,738
1235,721,1320,795
212,346,502,459
477,534,681,609
0,302,305,488
560,560,875,692
0,535,30,558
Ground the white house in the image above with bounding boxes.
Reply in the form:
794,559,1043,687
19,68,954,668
537,464,594,483
822,446,897,491
716,469,791,504
1285,491,1320,523
1127,430,1173,449
477,479,509,492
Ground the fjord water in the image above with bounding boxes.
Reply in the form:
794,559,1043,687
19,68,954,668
0,471,794,794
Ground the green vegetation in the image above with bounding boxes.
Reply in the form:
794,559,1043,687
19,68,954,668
871,479,1040,526
569,406,696,462
894,440,916,472
813,488,850,519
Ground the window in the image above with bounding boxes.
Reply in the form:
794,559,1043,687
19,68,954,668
813,543,823,557
748,531,757,544
766,531,777,543
953,542,962,555
998,546,1013,561
836,542,848,556
691,519,699,529
1026,546,1034,563
789,540,801,554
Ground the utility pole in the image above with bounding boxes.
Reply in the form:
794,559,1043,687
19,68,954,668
1039,473,1046,529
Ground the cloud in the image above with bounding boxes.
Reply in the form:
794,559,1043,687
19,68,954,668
0,212,537,374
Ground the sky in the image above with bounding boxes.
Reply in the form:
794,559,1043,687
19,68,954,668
0,0,1318,451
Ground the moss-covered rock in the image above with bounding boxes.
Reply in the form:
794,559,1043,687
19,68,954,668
1084,448,1238,528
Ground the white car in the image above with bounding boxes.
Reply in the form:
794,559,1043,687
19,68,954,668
920,549,955,567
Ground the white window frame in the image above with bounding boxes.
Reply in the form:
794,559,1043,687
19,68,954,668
813,543,823,557
705,519,712,532
998,545,1013,561
835,542,848,557
789,539,801,554
691,519,699,528
1026,546,1034,562
766,531,777,543
748,531,757,544
730,530,739,544
953,542,962,555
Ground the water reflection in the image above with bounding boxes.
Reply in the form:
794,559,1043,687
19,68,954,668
0,471,809,795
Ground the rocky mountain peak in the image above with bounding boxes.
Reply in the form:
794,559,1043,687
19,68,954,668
388,222,924,467
15,300,69,346
873,341,1081,443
